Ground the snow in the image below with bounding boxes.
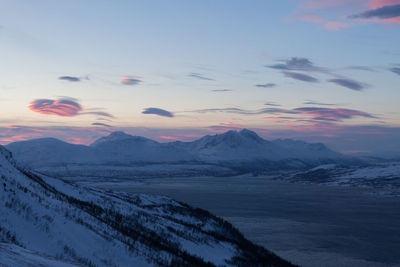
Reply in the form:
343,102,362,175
1,145,285,266
285,161,400,196
0,243,80,267
309,164,337,171
338,163,400,180
6,129,343,170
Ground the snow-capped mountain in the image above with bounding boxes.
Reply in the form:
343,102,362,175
186,129,284,161
187,129,342,162
271,139,342,160
0,145,295,266
5,138,95,168
6,129,342,169
91,131,195,163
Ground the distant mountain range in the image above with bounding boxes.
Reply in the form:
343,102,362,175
6,129,343,170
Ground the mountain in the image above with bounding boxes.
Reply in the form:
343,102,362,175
6,129,342,169
0,145,296,266
5,138,94,168
186,129,284,162
91,131,194,163
271,139,342,160
90,131,142,146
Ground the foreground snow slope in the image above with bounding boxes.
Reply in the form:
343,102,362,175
0,243,81,267
0,146,295,267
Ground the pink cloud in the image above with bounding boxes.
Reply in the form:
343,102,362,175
66,137,89,145
295,13,351,30
357,0,400,24
296,0,400,27
158,135,184,141
29,98,81,117
28,98,114,118
294,107,375,121
300,0,361,10
297,13,325,23
120,76,141,85
368,0,400,9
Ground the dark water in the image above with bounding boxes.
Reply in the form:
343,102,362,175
98,176,400,267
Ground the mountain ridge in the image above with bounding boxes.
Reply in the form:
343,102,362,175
6,129,342,168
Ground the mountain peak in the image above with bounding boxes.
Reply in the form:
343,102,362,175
239,128,263,140
90,131,134,147
107,131,132,138
90,131,157,147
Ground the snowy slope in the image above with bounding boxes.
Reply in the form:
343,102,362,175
0,243,81,267
0,146,295,266
284,162,400,196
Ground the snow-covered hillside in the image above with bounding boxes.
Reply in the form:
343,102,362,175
0,243,81,267
0,145,295,266
283,162,400,196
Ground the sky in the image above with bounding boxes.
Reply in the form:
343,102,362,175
0,0,399,156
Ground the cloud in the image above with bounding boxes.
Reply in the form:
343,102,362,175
255,83,276,88
264,102,282,107
283,71,319,82
188,73,215,81
268,57,317,71
295,0,400,28
297,14,325,23
120,77,141,85
29,98,82,116
299,0,361,10
189,105,375,123
368,0,400,9
211,89,233,92
189,107,296,115
345,66,376,71
295,14,352,30
328,78,366,91
91,122,112,127
390,67,400,76
303,100,336,106
293,107,375,121
59,76,81,82
142,107,174,118
29,98,113,117
158,136,183,141
350,4,400,19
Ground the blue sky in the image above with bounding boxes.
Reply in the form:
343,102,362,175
1,0,399,155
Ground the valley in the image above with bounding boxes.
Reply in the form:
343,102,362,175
97,175,400,267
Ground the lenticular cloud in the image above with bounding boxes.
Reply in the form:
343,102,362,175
29,98,82,116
